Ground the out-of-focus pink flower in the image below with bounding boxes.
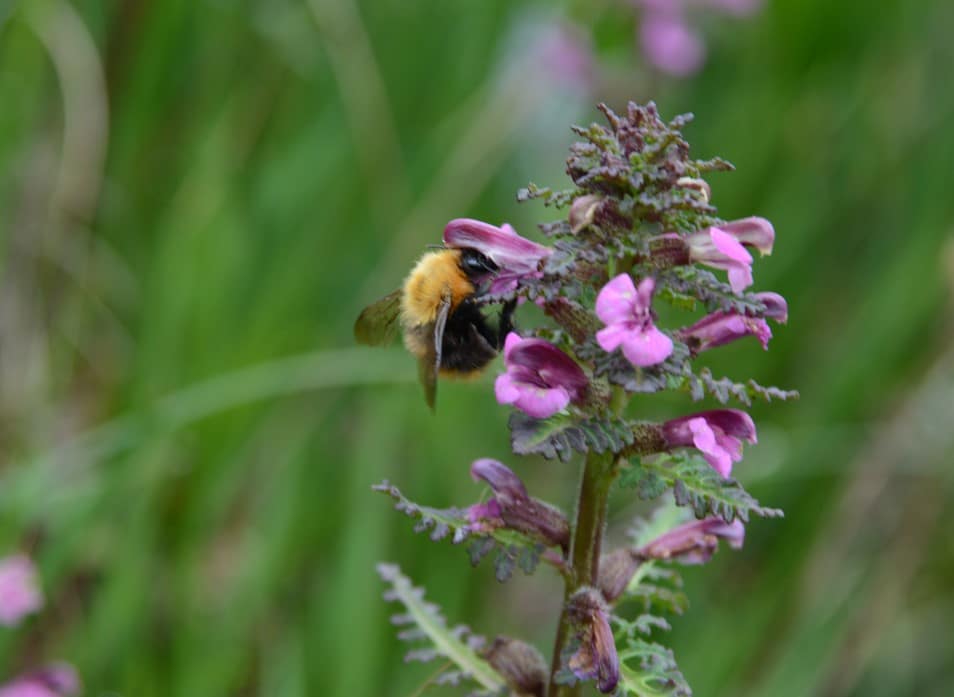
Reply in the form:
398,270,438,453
679,310,772,352
0,664,80,697
532,21,595,93
595,275,673,367
495,333,589,419
634,0,764,77
468,459,570,549
639,13,706,77
0,555,42,627
444,219,552,296
662,409,757,478
638,516,745,564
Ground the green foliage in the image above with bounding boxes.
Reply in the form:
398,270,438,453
377,564,505,694
615,639,691,697
621,455,783,522
508,412,637,462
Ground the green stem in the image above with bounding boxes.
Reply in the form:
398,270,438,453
548,451,615,697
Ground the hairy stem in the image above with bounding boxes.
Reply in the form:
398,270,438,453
548,451,615,696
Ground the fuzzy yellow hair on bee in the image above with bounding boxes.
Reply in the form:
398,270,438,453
354,247,515,409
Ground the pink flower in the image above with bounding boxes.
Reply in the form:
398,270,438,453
495,333,589,419
444,219,552,296
753,291,788,323
531,21,595,93
684,217,774,293
0,664,80,697
679,311,772,352
0,555,42,627
595,275,673,367
468,459,569,549
638,516,745,564
662,409,757,478
639,13,705,77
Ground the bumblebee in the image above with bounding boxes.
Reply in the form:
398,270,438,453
354,247,515,408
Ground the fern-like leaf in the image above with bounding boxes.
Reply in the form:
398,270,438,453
509,412,637,462
377,564,506,694
620,455,783,522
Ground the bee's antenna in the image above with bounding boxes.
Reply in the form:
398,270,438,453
425,244,446,250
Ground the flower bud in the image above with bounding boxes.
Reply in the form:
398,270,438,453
678,311,772,353
481,636,548,697
676,176,711,203
469,459,570,550
638,517,745,564
565,588,620,693
568,194,603,233
597,549,642,604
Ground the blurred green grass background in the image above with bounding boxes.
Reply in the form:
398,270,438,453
1,0,953,695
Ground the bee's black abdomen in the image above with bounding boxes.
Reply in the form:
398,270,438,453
439,300,498,372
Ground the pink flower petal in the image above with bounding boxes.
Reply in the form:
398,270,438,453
634,277,657,312
689,418,733,477
640,13,706,77
710,228,753,265
719,217,775,255
494,373,521,405
0,555,42,627
444,219,551,274
503,331,523,360
596,324,631,353
620,326,673,367
595,274,637,325
727,264,754,294
515,386,571,419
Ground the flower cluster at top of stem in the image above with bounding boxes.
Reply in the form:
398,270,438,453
376,102,795,697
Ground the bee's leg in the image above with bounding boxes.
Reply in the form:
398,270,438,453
497,299,517,348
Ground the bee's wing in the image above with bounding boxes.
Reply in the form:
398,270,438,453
354,289,403,346
418,289,452,410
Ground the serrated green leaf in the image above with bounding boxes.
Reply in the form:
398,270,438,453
634,455,783,522
614,638,691,697
377,564,506,693
509,412,636,461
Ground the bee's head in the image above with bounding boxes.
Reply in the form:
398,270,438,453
457,248,499,283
